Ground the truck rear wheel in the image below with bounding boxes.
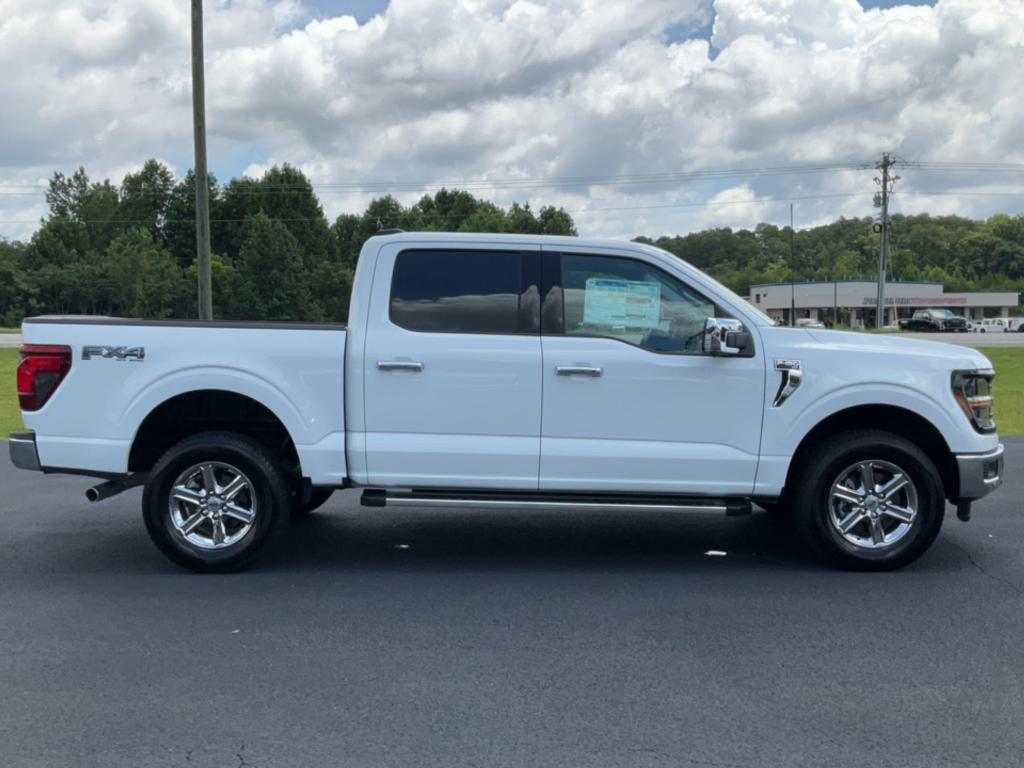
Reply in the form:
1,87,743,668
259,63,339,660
142,432,291,573
791,429,945,571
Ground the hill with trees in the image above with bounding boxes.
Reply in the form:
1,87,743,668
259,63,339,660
637,213,1024,302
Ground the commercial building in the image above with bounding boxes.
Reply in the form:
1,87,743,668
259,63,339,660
748,280,1020,328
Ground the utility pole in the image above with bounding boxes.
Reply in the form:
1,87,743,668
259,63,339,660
191,0,213,320
873,153,899,329
833,281,838,327
789,203,796,326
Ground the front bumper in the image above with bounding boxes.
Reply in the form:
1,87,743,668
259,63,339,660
8,432,41,472
955,443,1004,501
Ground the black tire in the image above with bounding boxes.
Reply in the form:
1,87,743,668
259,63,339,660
757,499,789,516
142,431,291,573
791,429,945,571
292,487,334,518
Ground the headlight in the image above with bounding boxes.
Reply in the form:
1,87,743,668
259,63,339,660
952,369,995,433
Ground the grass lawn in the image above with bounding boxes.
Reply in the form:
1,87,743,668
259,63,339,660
1,348,22,437
0,328,20,333
982,347,1024,437
0,347,1021,441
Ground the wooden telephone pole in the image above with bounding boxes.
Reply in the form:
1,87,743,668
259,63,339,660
191,0,213,320
873,153,899,329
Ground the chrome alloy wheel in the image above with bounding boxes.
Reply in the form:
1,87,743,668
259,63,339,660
169,462,257,550
828,460,918,549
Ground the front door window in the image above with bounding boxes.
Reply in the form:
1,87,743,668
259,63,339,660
560,254,718,354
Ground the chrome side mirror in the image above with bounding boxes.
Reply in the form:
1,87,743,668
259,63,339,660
703,317,750,356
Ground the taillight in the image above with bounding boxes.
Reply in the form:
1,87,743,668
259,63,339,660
952,369,995,433
17,344,72,411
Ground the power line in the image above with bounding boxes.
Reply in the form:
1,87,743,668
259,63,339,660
0,161,872,196
0,192,873,225
4,188,1024,228
2,159,1021,202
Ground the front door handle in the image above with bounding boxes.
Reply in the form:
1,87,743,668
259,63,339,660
556,365,602,377
377,360,424,372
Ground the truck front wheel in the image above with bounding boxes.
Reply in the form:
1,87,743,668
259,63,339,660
791,430,945,571
142,432,291,573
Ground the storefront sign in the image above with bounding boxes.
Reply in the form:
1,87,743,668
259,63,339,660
862,296,968,306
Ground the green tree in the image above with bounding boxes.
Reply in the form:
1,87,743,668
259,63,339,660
119,160,175,243
230,212,316,321
0,240,34,325
164,169,222,268
102,228,185,317
221,165,335,267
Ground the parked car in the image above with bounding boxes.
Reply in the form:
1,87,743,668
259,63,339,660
900,309,969,332
972,317,1024,333
9,232,1004,573
796,318,827,329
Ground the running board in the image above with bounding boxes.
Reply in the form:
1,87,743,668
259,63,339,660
360,489,752,516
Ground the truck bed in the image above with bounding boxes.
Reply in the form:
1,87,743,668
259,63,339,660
20,317,348,485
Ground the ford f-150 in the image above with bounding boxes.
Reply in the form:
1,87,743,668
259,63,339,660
9,232,1005,572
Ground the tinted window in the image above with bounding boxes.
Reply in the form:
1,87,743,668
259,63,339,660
390,249,524,334
561,254,718,353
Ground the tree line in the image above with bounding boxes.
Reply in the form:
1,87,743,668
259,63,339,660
0,160,577,326
637,213,1024,305
1,159,1022,326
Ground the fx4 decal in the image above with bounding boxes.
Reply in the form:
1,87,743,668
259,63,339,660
82,345,146,362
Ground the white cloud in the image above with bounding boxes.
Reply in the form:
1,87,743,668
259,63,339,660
1,0,1023,243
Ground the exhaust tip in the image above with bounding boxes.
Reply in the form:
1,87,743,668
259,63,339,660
85,486,100,503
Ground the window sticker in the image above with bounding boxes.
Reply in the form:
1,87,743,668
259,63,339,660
582,278,661,329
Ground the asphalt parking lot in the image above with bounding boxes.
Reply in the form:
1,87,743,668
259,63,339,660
1,443,1022,768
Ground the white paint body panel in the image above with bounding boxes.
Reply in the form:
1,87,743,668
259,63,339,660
752,326,997,496
357,240,542,489
536,243,764,494
539,335,764,493
21,323,347,485
18,232,999,501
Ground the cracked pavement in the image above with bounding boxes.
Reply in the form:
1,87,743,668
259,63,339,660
1,440,1022,767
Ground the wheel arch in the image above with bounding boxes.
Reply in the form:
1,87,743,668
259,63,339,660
128,389,301,477
783,404,958,501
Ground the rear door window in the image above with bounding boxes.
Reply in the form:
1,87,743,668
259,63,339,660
390,249,535,334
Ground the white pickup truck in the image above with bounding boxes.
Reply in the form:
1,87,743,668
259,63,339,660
10,232,1005,572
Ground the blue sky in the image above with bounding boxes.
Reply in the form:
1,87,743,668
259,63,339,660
303,0,937,25
303,0,389,23
859,0,934,7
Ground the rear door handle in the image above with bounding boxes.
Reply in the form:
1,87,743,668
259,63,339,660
377,361,424,372
556,365,602,377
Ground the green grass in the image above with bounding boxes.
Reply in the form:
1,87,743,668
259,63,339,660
1,348,22,437
0,327,20,333
982,347,1024,437
0,347,1020,442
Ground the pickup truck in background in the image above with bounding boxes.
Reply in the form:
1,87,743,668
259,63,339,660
971,317,1024,333
10,232,1005,572
900,309,969,332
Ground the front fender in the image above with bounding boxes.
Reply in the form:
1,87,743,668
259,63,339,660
778,383,963,454
753,383,976,497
